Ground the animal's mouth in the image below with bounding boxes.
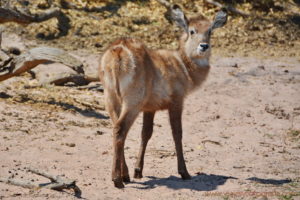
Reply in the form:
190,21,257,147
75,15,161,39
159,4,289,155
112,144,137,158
196,47,210,57
197,43,210,53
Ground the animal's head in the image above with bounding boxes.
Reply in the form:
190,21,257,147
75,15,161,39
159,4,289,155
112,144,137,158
171,5,227,59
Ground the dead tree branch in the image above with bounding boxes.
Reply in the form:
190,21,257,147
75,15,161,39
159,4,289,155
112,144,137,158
0,47,84,82
49,74,99,86
0,4,70,39
155,0,177,24
0,31,98,85
0,7,61,24
0,167,81,197
155,0,172,8
204,0,250,17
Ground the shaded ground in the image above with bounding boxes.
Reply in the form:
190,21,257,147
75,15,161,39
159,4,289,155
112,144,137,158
0,0,300,199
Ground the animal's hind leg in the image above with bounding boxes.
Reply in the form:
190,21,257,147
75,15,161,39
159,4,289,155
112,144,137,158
134,111,155,179
105,92,121,124
112,106,140,188
121,150,130,183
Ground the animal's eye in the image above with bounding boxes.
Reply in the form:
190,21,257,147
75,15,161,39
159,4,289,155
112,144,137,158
190,30,195,35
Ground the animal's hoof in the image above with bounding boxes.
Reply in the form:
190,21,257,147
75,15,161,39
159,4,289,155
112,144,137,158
180,172,191,180
113,179,124,188
122,175,131,183
134,168,143,179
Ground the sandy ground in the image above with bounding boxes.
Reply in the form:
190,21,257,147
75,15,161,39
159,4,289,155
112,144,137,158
0,51,300,200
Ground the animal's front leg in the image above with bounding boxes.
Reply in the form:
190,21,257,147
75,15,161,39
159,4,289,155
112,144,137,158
168,102,191,180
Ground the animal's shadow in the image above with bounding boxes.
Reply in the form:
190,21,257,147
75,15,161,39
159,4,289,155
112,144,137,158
46,99,108,119
0,92,108,119
130,173,237,191
246,177,292,185
129,173,292,191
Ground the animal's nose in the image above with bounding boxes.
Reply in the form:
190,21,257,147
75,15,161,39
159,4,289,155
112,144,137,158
199,44,209,51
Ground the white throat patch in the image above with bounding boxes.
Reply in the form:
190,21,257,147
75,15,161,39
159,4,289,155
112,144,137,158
193,58,209,68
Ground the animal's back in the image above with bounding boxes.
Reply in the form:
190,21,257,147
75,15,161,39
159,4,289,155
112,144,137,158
99,38,154,107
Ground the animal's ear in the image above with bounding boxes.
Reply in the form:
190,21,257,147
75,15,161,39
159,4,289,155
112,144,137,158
211,9,228,31
170,4,189,33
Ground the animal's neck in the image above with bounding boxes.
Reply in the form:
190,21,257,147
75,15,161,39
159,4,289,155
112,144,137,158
178,49,210,89
192,58,210,67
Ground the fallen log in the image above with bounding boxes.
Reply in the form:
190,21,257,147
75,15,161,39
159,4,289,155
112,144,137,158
0,30,98,86
0,47,84,82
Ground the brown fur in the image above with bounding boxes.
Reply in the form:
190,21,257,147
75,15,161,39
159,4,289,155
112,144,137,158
99,9,226,188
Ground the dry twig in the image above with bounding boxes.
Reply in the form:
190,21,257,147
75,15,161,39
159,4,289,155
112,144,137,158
0,167,81,198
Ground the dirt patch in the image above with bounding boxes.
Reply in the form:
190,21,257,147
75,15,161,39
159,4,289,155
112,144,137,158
1,53,299,199
0,0,300,199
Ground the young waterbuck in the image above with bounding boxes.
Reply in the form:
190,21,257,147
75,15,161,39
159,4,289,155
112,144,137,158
99,5,227,188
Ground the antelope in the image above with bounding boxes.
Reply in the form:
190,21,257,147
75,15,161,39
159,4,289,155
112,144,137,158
99,5,228,188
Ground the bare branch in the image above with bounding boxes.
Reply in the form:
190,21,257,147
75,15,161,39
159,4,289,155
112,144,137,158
33,8,61,23
155,0,171,8
0,167,81,197
0,7,61,24
49,74,99,86
27,168,57,182
204,0,250,17
0,177,37,189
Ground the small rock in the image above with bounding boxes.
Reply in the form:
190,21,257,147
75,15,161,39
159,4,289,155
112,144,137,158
232,63,238,68
9,47,21,55
258,65,265,70
95,130,104,135
233,165,245,169
257,196,268,200
66,143,76,147
94,43,102,48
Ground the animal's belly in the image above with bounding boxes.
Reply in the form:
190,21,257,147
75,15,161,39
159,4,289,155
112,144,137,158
142,99,169,111
142,84,172,111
